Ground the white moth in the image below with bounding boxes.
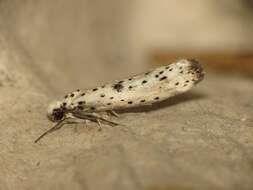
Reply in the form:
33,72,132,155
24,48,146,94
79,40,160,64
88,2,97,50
35,59,204,143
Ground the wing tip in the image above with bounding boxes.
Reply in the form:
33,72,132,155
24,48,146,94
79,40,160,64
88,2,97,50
187,58,205,84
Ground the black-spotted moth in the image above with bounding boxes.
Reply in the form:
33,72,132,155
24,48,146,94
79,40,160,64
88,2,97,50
35,59,204,143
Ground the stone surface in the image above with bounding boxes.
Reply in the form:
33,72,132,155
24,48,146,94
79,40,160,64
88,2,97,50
0,32,253,190
0,1,253,189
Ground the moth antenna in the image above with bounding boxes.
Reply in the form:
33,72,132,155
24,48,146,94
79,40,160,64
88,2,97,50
34,118,66,143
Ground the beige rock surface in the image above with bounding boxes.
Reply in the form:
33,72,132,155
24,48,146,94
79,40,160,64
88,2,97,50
0,31,253,190
0,1,253,190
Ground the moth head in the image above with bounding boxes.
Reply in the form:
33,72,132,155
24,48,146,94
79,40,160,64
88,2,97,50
47,101,65,122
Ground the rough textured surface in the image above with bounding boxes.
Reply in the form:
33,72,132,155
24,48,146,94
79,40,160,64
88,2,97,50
0,1,253,189
0,33,253,190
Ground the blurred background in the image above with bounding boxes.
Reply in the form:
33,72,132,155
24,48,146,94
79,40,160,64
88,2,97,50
0,1,253,189
0,0,253,93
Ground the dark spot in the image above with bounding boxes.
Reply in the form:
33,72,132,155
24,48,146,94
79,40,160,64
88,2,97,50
100,94,105,97
169,68,173,71
128,101,133,104
128,78,133,81
128,85,133,89
76,89,80,92
165,66,170,69
64,95,68,99
90,107,96,110
175,82,179,86
62,102,67,107
155,74,159,78
184,84,188,87
70,93,75,97
159,76,167,81
113,83,124,92
142,80,147,84
110,97,114,99
78,106,84,110
118,80,124,83
52,108,64,121
159,71,164,75
121,99,124,101
140,99,145,103
154,97,160,100
186,80,190,83
101,85,105,88
78,101,85,105
179,67,183,70
180,71,183,74
92,88,98,91
81,93,85,96
145,72,150,75
107,103,112,105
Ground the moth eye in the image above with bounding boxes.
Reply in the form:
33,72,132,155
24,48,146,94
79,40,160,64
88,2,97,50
51,109,64,122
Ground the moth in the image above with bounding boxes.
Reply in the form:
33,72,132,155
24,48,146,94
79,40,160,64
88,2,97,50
35,59,204,143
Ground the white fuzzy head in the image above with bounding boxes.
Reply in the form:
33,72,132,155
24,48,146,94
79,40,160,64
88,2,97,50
47,101,65,122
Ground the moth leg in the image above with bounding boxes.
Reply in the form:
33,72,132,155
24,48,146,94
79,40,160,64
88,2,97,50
108,110,119,117
84,119,90,128
96,118,102,131
89,113,120,127
73,112,120,127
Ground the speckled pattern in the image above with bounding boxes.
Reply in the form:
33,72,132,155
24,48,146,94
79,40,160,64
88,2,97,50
1,41,253,190
46,59,204,126
0,6,253,189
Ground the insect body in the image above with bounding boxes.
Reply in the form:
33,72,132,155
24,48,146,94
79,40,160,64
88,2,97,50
35,59,204,143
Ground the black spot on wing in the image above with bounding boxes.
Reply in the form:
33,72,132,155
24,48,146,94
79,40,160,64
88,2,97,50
78,101,86,105
78,106,84,110
154,97,160,100
113,83,124,92
159,76,167,81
